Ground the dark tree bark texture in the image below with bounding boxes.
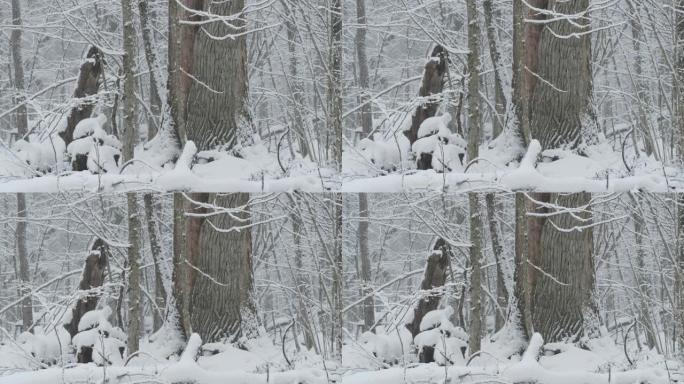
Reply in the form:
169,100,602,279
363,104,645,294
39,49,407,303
64,239,109,338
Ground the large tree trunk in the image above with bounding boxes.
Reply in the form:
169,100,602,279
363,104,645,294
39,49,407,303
675,0,684,163
331,194,344,361
126,193,143,355
11,1,33,333
167,0,201,146
10,0,28,140
328,0,343,171
529,0,594,150
511,0,527,145
525,193,598,343
172,193,190,334
355,0,372,139
122,0,142,355
173,193,259,344
122,0,137,162
466,0,483,356
64,239,109,338
144,194,167,331
15,193,32,332
139,0,163,139
468,194,483,355
512,0,548,147
678,192,684,354
483,0,506,138
486,193,508,331
183,0,250,151
513,193,533,339
676,0,684,355
358,193,375,332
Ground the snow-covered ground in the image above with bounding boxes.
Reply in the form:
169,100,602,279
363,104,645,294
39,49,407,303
1,114,678,193
1,137,677,193
0,110,678,193
1,323,681,384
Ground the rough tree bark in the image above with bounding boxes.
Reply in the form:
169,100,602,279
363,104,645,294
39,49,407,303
468,194,483,355
512,0,549,147
167,0,201,146
678,192,684,354
122,0,138,162
483,0,506,138
678,0,684,160
183,0,251,151
525,193,599,343
59,47,103,148
406,238,450,363
64,239,109,338
466,0,482,164
486,193,508,331
529,0,594,150
332,194,344,361
513,193,533,339
406,239,450,338
138,0,163,139
355,0,372,138
511,0,529,145
405,46,449,147
144,193,167,331
676,0,684,355
10,0,28,140
357,193,375,332
15,193,32,332
11,1,34,333
328,0,343,171
466,0,483,356
173,193,259,344
122,0,142,355
126,193,143,355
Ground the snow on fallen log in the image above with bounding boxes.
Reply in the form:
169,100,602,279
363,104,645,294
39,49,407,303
161,332,326,384
502,333,671,384
498,139,544,190
155,141,200,190
179,333,202,363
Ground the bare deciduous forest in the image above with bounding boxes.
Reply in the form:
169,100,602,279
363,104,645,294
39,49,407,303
0,0,682,191
1,1,684,383
0,192,681,383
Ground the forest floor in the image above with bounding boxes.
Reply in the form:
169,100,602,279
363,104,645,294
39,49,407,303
1,325,682,384
0,131,679,193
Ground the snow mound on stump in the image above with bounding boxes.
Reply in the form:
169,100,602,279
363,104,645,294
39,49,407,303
72,306,125,366
412,113,466,172
358,327,413,365
66,114,121,173
357,134,411,172
414,307,468,366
